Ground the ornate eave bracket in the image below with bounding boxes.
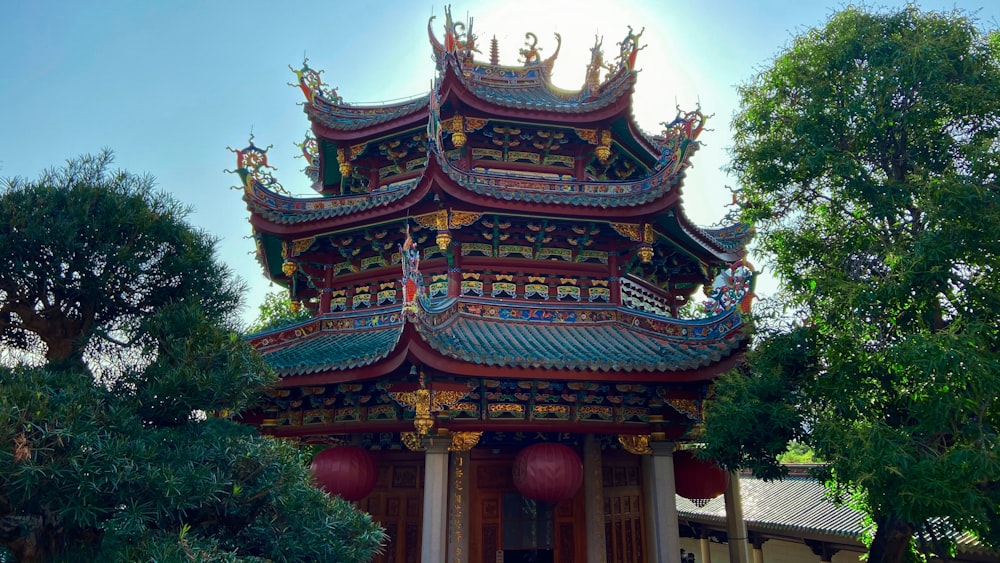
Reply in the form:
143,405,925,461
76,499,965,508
401,430,483,452
414,209,484,251
390,379,472,436
611,223,657,263
618,434,653,455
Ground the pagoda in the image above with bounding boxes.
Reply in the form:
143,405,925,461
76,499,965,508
232,8,754,563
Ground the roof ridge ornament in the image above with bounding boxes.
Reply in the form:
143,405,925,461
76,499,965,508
702,261,755,316
400,225,427,316
294,131,321,191
289,58,343,106
616,25,646,73
519,32,542,65
655,107,709,175
226,134,287,195
585,35,615,94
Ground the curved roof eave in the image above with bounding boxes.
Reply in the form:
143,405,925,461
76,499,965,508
428,144,683,217
306,95,431,141
437,58,636,125
671,198,750,263
243,167,435,237
403,298,748,381
248,298,748,384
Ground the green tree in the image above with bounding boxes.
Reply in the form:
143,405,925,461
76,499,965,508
776,441,822,465
701,6,1000,563
0,152,384,562
247,290,311,334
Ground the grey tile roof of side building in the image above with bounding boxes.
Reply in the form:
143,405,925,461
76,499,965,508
677,470,997,560
676,473,864,540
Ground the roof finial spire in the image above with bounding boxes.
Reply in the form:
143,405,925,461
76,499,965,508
490,35,499,65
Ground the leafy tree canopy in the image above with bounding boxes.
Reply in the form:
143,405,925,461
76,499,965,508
247,290,311,335
0,152,384,562
701,5,1000,563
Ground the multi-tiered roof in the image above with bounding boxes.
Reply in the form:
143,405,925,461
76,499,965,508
232,9,753,443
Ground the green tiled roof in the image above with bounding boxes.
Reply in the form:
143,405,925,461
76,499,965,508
250,299,746,377
308,94,429,132
412,302,744,372
256,323,403,377
243,176,419,225
453,58,636,114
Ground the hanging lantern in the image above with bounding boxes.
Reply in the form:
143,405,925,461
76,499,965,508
310,446,377,501
512,443,583,503
673,449,729,502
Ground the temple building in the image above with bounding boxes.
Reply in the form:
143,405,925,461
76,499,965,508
232,8,755,563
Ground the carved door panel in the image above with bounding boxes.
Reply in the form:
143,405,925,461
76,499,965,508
360,458,424,563
470,457,584,563
602,456,645,563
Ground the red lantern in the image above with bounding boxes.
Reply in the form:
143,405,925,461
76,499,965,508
673,449,729,501
512,443,583,503
310,446,377,501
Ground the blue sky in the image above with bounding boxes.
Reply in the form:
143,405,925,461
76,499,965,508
2,1,997,324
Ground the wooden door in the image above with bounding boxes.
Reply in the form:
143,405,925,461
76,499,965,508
359,455,424,563
469,455,584,563
602,454,645,563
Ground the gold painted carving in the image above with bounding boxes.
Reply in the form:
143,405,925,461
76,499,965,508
400,432,425,451
666,398,702,420
444,115,461,133
449,431,483,452
291,236,316,257
575,128,599,145
349,142,368,160
413,388,434,435
413,209,482,231
465,117,488,132
390,388,470,414
611,223,641,241
643,224,655,243
618,434,653,455
432,390,470,411
413,211,440,230
449,211,483,229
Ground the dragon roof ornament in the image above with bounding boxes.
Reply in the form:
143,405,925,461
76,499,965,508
227,134,288,196
289,58,343,106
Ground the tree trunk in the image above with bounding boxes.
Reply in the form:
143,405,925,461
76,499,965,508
868,516,914,563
